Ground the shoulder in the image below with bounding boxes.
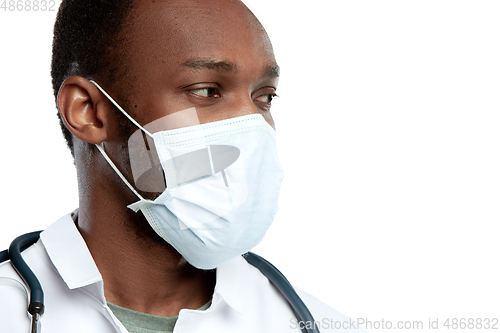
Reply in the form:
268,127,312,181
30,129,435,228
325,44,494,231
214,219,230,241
295,288,368,333
0,246,38,333
236,255,367,332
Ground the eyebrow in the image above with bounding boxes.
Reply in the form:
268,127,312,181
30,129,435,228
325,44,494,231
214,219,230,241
265,65,280,78
181,58,280,78
182,59,238,73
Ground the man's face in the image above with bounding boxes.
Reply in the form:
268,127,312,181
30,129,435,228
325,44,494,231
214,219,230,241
114,0,279,131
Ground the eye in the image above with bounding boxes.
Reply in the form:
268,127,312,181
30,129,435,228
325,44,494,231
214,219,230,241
190,88,221,98
254,93,278,105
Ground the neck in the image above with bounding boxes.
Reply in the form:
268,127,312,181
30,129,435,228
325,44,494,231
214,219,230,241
76,158,215,317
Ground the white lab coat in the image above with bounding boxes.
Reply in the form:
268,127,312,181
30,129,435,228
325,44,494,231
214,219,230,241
0,213,367,333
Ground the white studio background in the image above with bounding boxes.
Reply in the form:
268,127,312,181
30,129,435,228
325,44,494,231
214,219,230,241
1,1,499,332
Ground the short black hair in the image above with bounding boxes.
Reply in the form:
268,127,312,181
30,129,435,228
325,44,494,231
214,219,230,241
51,0,134,156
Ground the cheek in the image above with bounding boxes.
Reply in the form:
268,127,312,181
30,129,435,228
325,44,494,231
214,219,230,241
127,89,195,127
262,113,275,130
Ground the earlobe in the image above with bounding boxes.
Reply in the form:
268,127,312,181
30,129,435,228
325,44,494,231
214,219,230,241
57,76,108,144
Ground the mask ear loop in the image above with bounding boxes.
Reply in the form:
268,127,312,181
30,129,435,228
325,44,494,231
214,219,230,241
94,144,146,202
89,79,155,202
89,80,153,138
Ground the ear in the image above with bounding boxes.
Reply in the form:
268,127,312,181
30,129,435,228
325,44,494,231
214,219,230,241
57,76,108,144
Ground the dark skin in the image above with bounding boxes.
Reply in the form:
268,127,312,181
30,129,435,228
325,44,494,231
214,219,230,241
56,0,279,317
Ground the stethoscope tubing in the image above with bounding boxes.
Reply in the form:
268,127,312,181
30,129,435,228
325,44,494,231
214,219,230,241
8,230,45,317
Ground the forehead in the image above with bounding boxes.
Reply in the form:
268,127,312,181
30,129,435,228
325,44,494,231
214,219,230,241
120,0,276,82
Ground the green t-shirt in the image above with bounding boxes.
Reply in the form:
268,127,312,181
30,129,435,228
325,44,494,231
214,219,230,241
108,301,211,333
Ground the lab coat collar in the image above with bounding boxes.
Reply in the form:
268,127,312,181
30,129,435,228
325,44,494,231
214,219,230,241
40,214,102,290
212,255,246,314
39,213,247,315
